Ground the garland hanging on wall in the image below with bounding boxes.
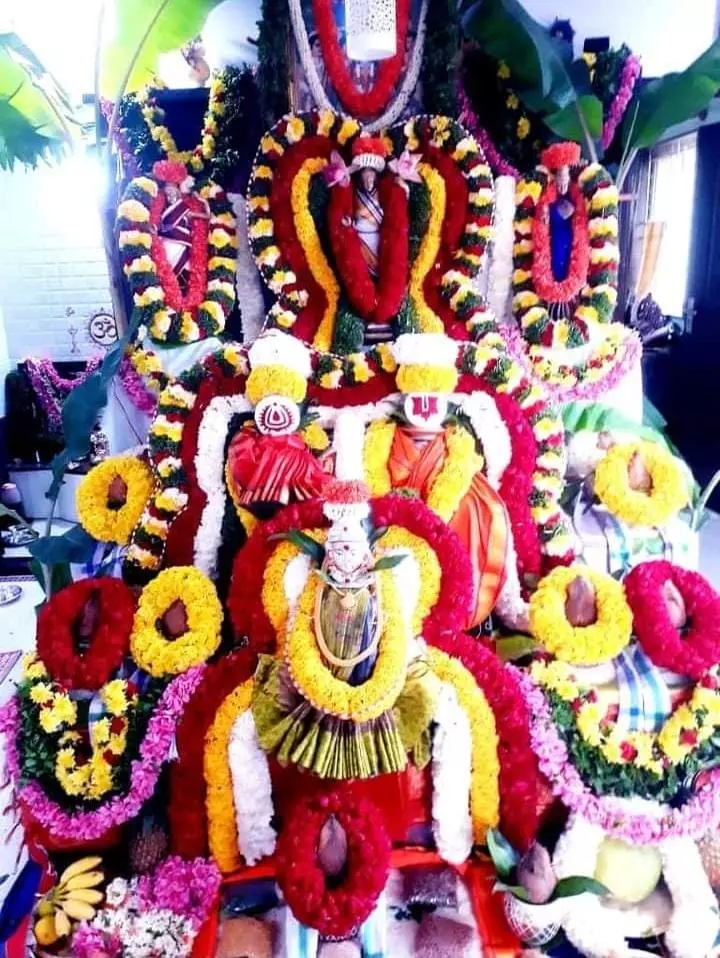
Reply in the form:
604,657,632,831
24,356,102,433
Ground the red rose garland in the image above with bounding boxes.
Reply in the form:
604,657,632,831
531,179,589,305
624,561,720,680
169,650,256,858
327,174,409,324
276,789,391,938
149,188,209,314
312,0,410,119
36,578,135,690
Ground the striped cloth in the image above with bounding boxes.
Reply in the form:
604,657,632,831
360,891,388,958
614,643,672,733
283,909,319,957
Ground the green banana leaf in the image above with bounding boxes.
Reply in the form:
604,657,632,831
460,0,574,112
100,0,225,98
622,37,720,152
544,93,604,143
0,33,76,170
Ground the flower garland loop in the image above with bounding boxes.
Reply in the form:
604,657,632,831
117,168,237,346
625,561,720,679
36,578,135,691
24,357,101,432
528,566,633,665
77,455,155,546
130,567,223,677
594,441,689,527
275,789,392,938
513,162,619,349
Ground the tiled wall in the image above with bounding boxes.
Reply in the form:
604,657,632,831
0,153,113,364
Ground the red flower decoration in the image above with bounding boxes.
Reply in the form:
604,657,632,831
624,561,720,680
312,0,410,120
540,143,582,170
275,789,391,937
36,578,135,690
152,160,188,184
531,179,590,305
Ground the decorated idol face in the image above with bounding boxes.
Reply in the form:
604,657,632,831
254,395,301,435
403,394,448,431
556,165,571,195
359,167,378,193
325,516,373,585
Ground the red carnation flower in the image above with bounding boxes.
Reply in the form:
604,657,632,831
110,716,126,734
680,729,699,747
620,741,638,762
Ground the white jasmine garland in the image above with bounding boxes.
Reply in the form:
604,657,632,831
385,546,420,636
486,175,516,326
230,194,265,343
391,333,458,370
228,709,277,866
661,836,720,958
288,0,429,132
431,682,473,865
552,814,626,958
494,529,529,631
333,409,369,482
458,392,512,490
248,330,312,378
193,393,252,577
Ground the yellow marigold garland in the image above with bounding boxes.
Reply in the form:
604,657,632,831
528,566,632,666
395,365,459,395
408,164,445,334
290,157,340,351
363,421,482,523
130,567,223,677
532,659,720,773
594,441,689,528
379,526,442,636
245,366,307,406
427,647,500,841
261,530,327,637
286,569,408,722
76,456,155,545
204,679,255,873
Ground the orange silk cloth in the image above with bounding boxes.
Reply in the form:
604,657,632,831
388,428,509,628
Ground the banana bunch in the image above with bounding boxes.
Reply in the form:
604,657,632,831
34,856,105,947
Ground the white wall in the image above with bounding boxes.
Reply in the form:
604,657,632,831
523,0,718,76
0,154,111,364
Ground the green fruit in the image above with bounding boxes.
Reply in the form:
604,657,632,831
594,838,662,904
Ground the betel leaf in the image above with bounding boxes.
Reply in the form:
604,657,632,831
268,530,326,565
28,525,97,565
544,94,604,144
552,876,609,900
486,827,519,880
100,0,225,98
372,554,406,571
460,0,575,112
492,881,532,902
622,37,720,152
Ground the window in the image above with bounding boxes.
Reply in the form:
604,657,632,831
647,133,698,319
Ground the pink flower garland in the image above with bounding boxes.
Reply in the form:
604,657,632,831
601,54,642,152
0,665,206,842
135,856,221,930
458,85,520,180
119,356,158,415
512,665,720,844
503,321,643,403
24,356,102,431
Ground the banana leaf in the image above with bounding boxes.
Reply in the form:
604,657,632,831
544,93,604,143
0,32,76,170
622,37,720,152
460,0,575,112
100,0,225,99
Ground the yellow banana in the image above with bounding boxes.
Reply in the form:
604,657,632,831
60,899,96,921
34,915,58,947
64,871,104,891
62,888,104,906
58,856,103,888
36,899,54,918
54,909,72,939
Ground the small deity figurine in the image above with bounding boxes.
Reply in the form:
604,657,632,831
349,136,388,279
542,142,582,284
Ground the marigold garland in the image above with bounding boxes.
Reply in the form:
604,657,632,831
427,646,500,841
245,365,307,406
624,562,720,680
379,526,441,636
117,170,237,346
204,679,255,874
409,163,446,333
532,658,720,776
594,440,689,527
286,568,408,722
130,567,223,677
512,162,619,349
76,456,155,546
529,566,632,665
291,157,340,351
36,578,135,691
395,364,458,394
275,789,392,938
261,529,327,635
